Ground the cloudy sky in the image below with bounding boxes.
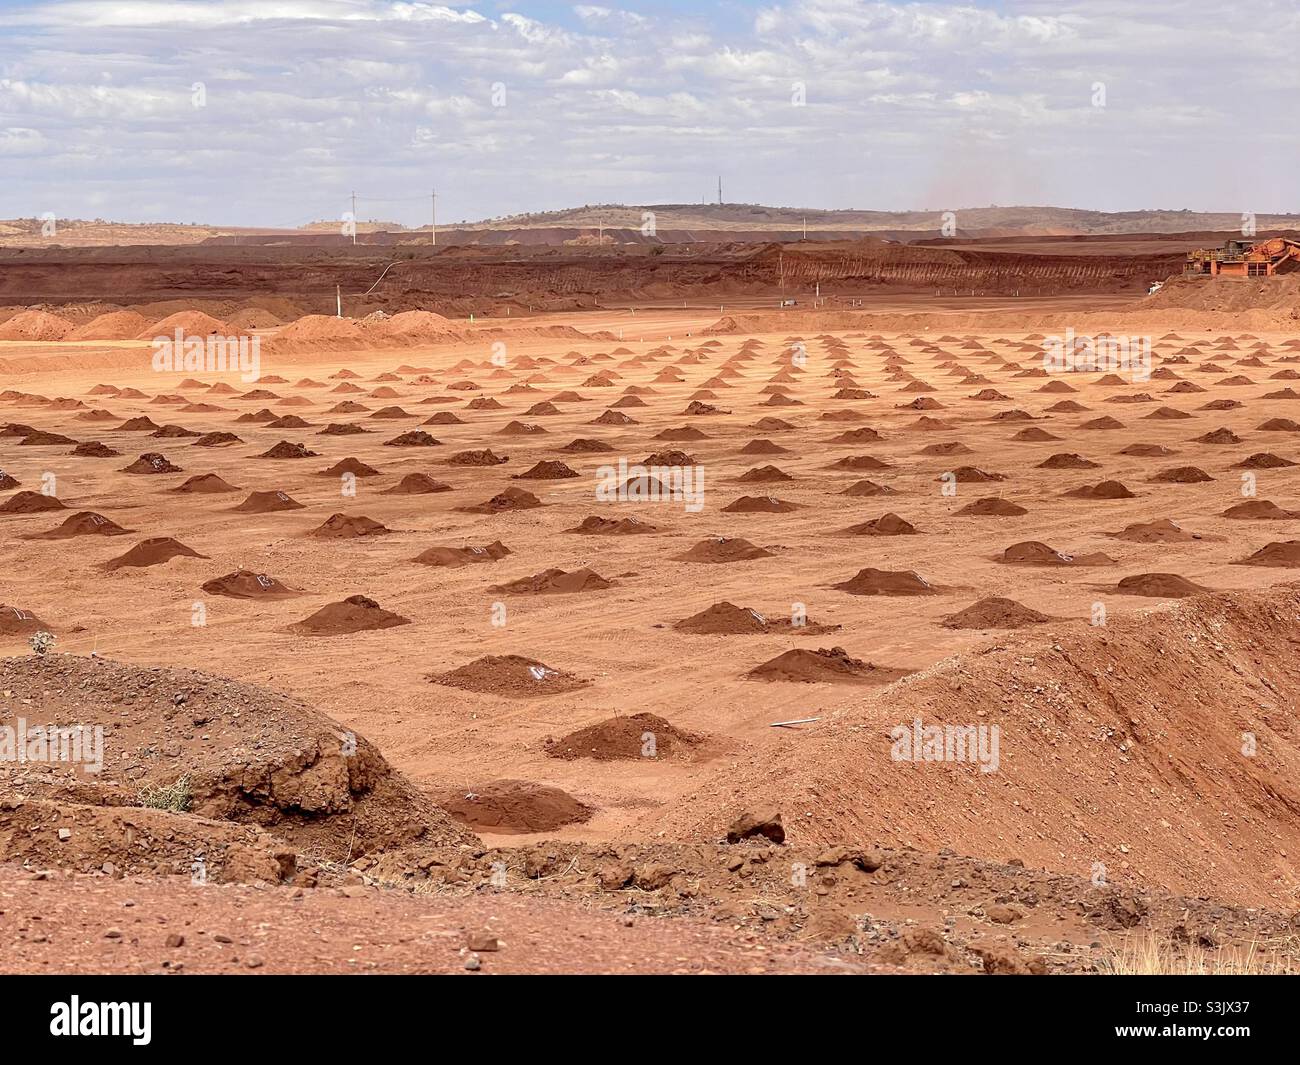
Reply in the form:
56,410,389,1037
1,0,1296,226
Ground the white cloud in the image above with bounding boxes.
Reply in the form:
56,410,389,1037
0,0,1293,222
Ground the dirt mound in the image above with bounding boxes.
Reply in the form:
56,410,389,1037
30,511,131,539
101,537,208,571
826,455,889,470
200,570,301,600
1038,453,1099,469
748,647,911,685
192,432,241,447
121,452,182,474
0,491,66,514
568,516,656,534
0,309,73,341
0,605,51,635
722,495,800,513
1150,466,1213,483
1064,480,1136,500
459,487,543,514
290,595,411,635
262,314,369,354
840,512,917,536
439,780,592,834
308,514,390,539
431,655,589,697
514,460,578,480
383,473,452,494
561,437,614,453
488,567,613,595
955,497,1027,516
232,490,304,513
841,479,896,497
1109,519,1202,543
998,541,1077,565
66,310,150,340
736,465,793,483
261,440,319,459
137,310,233,340
672,537,773,563
1115,573,1211,597
172,473,239,494
1234,452,1297,469
412,541,511,567
1222,499,1299,520
1234,541,1300,567
70,441,120,457
545,713,704,761
832,568,937,596
942,597,1051,629
447,448,508,466
674,601,838,636
945,466,1005,483
320,457,381,478
0,654,474,867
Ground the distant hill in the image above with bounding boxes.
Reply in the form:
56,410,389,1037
2,205,1296,248
481,204,1300,236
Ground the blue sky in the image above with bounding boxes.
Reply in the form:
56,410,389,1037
1,0,1296,226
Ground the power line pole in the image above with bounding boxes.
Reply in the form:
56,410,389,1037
431,188,437,247
350,190,357,246
717,175,722,205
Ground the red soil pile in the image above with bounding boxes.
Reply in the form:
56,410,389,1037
0,491,65,513
412,541,511,567
439,780,592,834
1115,573,1211,597
201,570,301,600
66,310,150,341
0,605,51,635
431,655,589,697
232,490,304,513
942,597,1051,629
0,310,73,341
308,514,390,539
383,473,452,494
290,595,411,635
832,568,937,596
488,568,613,594
747,647,911,685
172,473,239,493
672,538,773,563
840,512,917,536
1234,541,1300,567
545,713,704,761
101,537,208,571
458,487,542,514
673,601,838,635
30,511,131,539
568,516,656,534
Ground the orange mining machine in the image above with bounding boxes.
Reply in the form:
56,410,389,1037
1184,236,1300,277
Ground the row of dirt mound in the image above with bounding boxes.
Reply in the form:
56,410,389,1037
0,308,243,342
0,306,457,345
0,304,598,353
702,275,1300,334
650,587,1300,907
0,654,476,882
